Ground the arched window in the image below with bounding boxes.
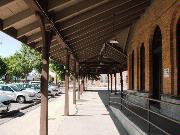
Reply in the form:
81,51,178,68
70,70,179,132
132,51,134,89
176,19,180,95
152,26,162,99
140,44,145,91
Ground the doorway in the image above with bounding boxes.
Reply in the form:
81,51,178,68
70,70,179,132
152,26,163,99
140,44,145,91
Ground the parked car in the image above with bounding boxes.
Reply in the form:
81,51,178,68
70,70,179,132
29,81,40,84
48,83,61,95
28,82,58,97
0,81,4,84
0,84,37,103
0,94,11,114
14,83,41,99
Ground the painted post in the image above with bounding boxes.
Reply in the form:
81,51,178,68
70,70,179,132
110,74,113,93
73,59,76,104
108,74,110,91
114,73,117,95
64,50,70,116
37,13,53,135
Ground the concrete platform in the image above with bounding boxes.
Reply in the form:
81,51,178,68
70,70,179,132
0,89,127,135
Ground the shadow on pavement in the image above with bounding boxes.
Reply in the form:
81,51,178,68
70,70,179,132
89,89,129,135
0,111,24,118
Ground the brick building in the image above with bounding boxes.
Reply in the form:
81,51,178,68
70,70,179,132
127,0,179,98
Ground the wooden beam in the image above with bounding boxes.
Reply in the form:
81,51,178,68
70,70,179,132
79,55,99,62
55,0,111,23
0,0,18,8
63,1,149,38
66,11,142,43
58,0,150,30
77,49,102,60
3,27,17,38
36,38,58,48
48,0,71,12
106,43,127,58
69,28,113,47
27,32,42,44
3,9,34,30
80,61,120,65
73,36,111,52
24,0,77,61
17,21,40,38
50,48,66,57
67,16,138,46
77,42,103,55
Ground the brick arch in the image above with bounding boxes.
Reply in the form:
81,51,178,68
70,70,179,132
170,3,180,95
147,25,163,98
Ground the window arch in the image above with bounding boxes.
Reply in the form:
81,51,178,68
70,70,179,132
140,43,145,91
151,26,163,99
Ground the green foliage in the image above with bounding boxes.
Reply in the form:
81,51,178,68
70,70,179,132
0,57,7,77
4,45,42,81
19,45,42,73
50,59,65,81
4,53,22,79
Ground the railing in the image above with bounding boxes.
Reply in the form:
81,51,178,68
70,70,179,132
109,91,180,135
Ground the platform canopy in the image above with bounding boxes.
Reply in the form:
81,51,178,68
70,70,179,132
0,0,151,75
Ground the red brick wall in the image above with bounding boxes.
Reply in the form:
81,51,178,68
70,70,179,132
127,0,179,95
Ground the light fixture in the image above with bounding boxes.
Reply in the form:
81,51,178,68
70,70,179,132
109,39,119,44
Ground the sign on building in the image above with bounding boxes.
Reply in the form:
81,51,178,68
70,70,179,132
163,68,169,78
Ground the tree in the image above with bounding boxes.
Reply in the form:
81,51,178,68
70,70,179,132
0,57,7,78
4,53,23,82
4,45,42,82
19,45,42,74
49,59,65,81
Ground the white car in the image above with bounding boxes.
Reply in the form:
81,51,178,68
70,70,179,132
0,84,37,103
29,81,40,84
49,83,62,95
0,94,11,113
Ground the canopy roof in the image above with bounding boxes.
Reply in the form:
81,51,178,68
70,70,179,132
0,0,151,74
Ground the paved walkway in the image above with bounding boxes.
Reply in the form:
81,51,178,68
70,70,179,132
0,89,127,135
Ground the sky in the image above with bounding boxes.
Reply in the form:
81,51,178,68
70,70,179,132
0,31,21,58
